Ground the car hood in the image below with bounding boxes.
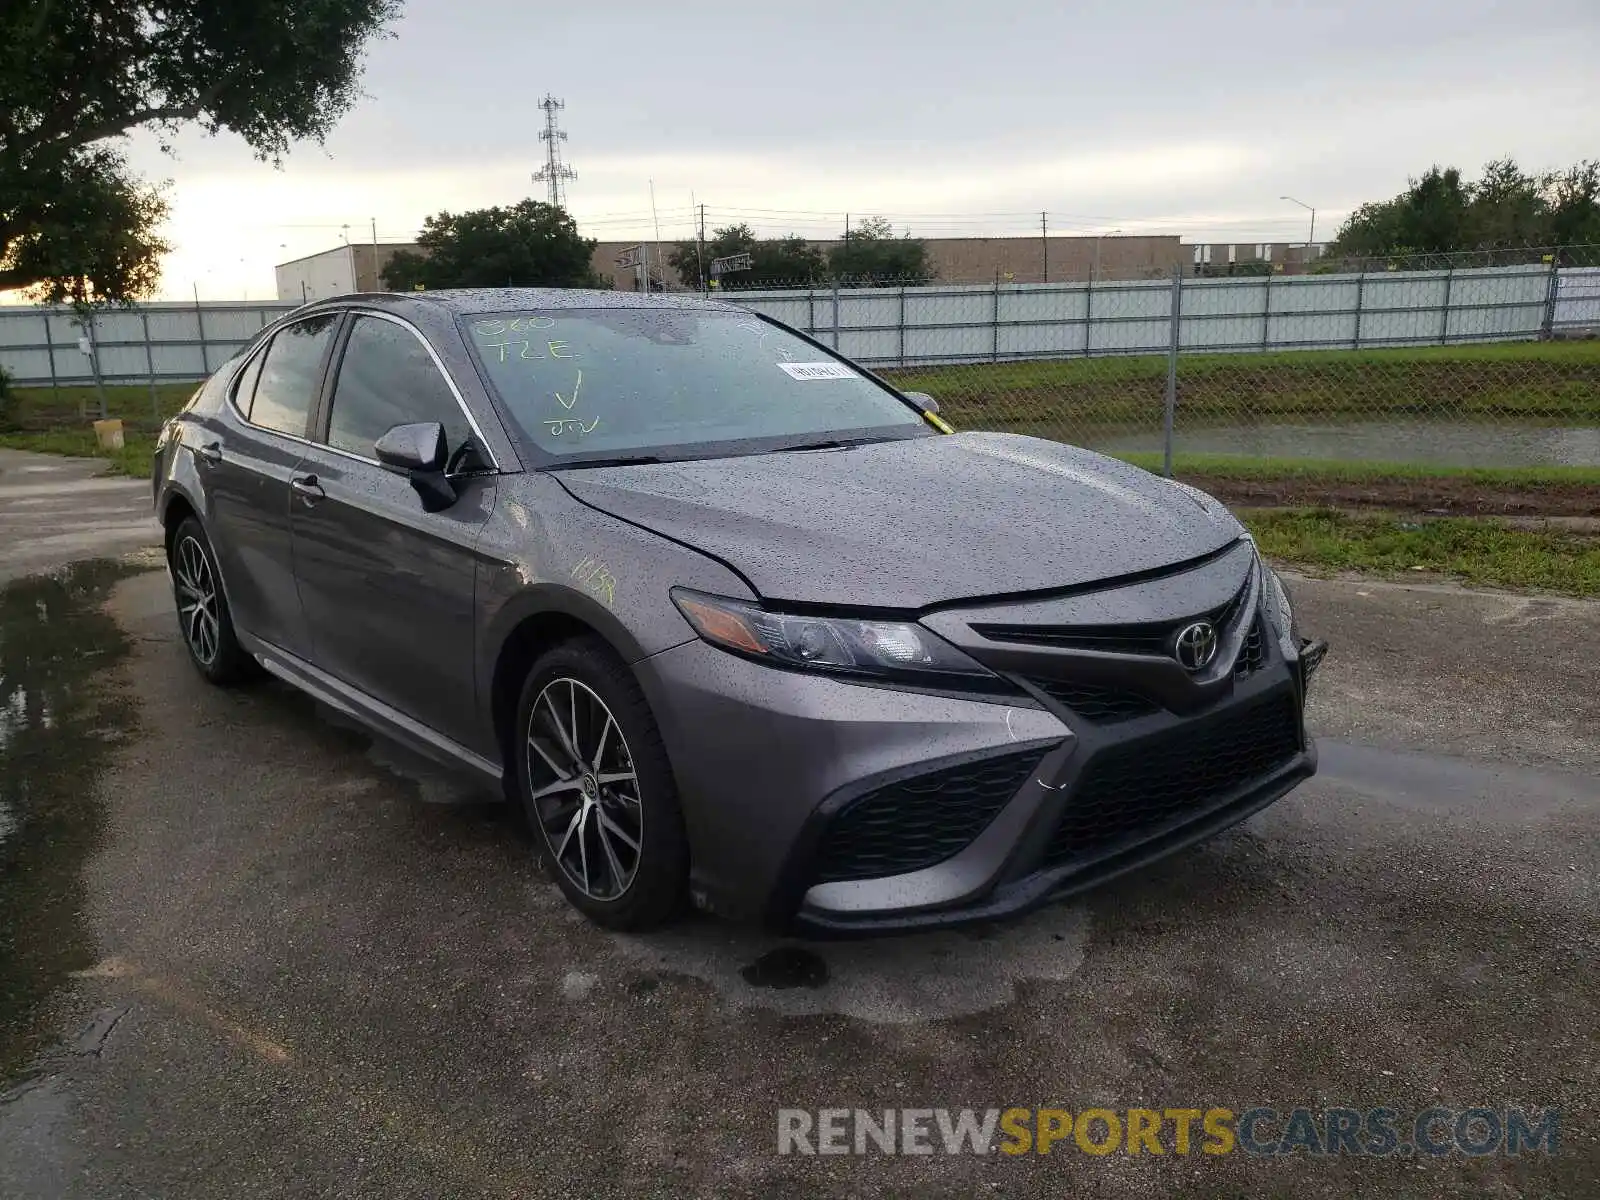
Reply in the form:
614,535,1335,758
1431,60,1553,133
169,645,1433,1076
556,432,1244,610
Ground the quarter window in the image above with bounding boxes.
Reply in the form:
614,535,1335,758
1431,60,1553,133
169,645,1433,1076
231,348,266,418
249,315,339,437
326,316,472,460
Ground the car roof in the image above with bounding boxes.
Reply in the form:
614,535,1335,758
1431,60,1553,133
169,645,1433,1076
312,288,748,318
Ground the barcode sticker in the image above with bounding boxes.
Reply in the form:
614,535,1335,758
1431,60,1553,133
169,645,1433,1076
777,362,858,381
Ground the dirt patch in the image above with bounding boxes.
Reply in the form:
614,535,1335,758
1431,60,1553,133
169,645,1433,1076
1188,474,1600,517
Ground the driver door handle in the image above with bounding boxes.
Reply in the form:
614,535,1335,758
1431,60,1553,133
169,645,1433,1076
290,474,325,505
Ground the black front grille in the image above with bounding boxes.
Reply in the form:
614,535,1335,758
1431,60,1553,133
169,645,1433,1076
1028,677,1158,723
812,750,1045,884
1234,617,1268,677
976,579,1250,657
1043,695,1301,866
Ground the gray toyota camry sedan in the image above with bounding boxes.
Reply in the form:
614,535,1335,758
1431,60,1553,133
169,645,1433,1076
152,288,1325,935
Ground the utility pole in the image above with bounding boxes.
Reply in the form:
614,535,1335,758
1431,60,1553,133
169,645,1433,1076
533,96,577,209
696,202,707,293
1041,212,1048,283
1281,196,1316,271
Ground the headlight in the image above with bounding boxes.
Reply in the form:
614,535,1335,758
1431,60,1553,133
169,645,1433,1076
671,589,998,687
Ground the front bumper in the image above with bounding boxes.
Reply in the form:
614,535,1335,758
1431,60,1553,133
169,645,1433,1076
630,544,1318,940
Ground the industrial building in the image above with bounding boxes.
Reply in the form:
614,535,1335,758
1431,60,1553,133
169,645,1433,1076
274,235,1321,301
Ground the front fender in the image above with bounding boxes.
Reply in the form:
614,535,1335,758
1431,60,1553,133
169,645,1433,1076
473,473,755,713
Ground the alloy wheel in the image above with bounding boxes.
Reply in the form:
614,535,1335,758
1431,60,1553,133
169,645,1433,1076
173,535,220,666
525,677,643,900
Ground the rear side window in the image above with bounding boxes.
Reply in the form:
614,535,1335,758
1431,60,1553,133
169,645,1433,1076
248,315,339,437
230,351,265,417
325,316,472,459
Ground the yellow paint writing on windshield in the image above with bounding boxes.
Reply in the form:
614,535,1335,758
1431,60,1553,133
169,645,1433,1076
545,417,599,437
480,339,581,364
554,369,583,410
472,315,555,338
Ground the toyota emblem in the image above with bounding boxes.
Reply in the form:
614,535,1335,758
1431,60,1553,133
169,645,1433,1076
1173,621,1218,671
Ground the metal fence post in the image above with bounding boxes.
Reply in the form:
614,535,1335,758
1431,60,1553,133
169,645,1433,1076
806,288,814,336
85,311,109,419
1163,265,1182,477
41,314,59,405
1439,265,1455,345
1261,270,1273,351
141,309,159,424
1352,270,1365,350
991,277,1001,363
898,284,907,367
1083,276,1094,357
193,286,209,375
1540,256,1561,339
831,282,840,350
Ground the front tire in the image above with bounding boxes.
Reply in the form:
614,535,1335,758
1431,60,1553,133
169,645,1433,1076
513,637,687,930
169,517,255,685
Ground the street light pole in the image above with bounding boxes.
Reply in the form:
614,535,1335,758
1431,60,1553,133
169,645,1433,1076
1280,195,1316,268
1092,228,1122,282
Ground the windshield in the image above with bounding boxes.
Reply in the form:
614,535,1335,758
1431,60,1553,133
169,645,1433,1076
461,307,929,463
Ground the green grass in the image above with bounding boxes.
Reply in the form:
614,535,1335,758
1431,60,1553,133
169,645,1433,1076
1246,509,1600,597
0,426,155,476
0,382,194,476
885,339,1600,430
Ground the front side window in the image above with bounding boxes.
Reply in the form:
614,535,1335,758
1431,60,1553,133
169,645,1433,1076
461,308,928,463
249,315,339,437
326,316,473,460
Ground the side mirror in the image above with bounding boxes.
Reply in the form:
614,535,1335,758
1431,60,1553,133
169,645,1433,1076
374,421,456,512
904,390,940,414
374,421,447,472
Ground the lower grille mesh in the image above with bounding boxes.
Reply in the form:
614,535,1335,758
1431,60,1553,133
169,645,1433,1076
1028,678,1157,722
812,750,1045,884
1044,695,1301,866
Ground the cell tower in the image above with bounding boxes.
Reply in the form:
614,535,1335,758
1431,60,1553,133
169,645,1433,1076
533,95,577,210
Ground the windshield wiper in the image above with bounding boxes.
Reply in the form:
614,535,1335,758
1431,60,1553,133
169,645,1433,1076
545,454,665,471
768,438,872,453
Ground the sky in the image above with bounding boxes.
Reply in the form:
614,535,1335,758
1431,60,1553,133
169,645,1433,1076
115,0,1600,300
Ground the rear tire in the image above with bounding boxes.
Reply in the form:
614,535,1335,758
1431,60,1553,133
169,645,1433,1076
168,517,255,685
513,637,687,930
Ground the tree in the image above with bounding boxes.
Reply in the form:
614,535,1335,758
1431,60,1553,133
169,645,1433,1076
1326,159,1600,266
668,223,826,289
827,216,934,284
1,1,401,304
1466,158,1544,248
380,201,601,290
1545,161,1600,251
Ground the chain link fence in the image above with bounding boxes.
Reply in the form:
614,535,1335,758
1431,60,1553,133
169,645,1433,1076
723,246,1600,470
2,246,1596,470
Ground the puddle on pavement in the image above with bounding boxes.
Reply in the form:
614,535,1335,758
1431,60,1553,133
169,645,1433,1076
0,561,142,1082
613,901,1091,1024
741,946,829,990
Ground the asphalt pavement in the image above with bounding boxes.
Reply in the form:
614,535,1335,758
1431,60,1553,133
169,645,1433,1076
0,449,157,585
0,449,1595,1198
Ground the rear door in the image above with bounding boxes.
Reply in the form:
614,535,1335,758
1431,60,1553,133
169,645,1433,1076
199,313,341,657
287,311,498,749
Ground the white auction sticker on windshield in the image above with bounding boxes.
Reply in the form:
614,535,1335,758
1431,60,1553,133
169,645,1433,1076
777,362,859,381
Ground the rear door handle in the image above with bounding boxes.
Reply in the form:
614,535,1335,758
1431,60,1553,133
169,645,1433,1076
290,474,325,504
197,442,223,466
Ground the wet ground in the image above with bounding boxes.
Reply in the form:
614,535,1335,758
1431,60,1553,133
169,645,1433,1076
0,449,157,586
0,562,1594,1198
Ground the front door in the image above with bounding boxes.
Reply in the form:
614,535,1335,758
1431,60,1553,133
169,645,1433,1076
198,313,340,657
288,312,496,750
